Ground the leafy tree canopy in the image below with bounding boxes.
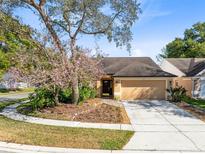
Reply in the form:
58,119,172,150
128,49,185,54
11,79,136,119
0,11,37,78
159,22,205,59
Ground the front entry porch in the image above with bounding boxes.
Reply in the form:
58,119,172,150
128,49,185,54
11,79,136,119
101,79,113,98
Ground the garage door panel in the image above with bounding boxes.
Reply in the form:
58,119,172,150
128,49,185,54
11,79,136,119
121,80,166,100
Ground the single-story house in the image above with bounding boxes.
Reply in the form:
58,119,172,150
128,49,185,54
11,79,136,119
0,72,29,89
160,58,205,99
97,57,175,100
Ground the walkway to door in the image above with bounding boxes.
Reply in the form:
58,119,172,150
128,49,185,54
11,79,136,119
123,100,205,152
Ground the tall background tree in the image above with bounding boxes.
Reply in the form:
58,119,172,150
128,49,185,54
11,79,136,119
159,22,205,59
0,0,141,104
0,11,35,78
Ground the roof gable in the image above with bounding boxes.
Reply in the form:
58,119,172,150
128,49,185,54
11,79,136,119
101,57,175,77
166,58,205,76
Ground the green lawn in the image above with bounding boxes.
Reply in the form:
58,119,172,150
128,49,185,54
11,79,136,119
0,97,133,150
0,115,133,150
182,96,205,109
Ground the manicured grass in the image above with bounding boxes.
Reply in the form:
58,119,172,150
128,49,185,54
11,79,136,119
182,96,205,109
0,87,34,96
0,116,133,150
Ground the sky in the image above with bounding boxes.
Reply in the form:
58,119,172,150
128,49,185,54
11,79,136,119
15,0,205,61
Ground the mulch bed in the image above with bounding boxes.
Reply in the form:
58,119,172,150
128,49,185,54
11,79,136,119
34,98,130,124
175,101,205,122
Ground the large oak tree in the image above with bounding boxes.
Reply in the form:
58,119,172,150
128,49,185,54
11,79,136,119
0,0,141,103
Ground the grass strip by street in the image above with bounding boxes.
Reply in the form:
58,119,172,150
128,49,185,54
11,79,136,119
0,115,133,150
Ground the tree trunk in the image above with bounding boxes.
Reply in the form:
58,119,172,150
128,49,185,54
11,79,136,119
54,85,60,105
71,38,79,104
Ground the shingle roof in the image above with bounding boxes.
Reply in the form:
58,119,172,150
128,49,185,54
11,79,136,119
166,58,205,76
101,57,175,77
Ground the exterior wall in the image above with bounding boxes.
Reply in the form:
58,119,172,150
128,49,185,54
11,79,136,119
192,77,205,99
113,79,121,99
97,76,172,100
96,80,101,97
173,77,192,96
160,59,185,77
113,77,172,100
120,80,166,100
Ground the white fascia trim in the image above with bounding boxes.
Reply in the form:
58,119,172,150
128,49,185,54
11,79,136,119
196,68,205,77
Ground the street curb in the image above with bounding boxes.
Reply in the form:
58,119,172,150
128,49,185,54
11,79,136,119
0,141,113,153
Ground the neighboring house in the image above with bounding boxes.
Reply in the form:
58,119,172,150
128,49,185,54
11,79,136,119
97,57,175,100
160,58,205,99
0,72,29,89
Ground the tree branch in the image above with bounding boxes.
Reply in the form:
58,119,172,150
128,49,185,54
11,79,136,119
80,10,123,35
39,0,46,7
72,3,87,39
63,12,72,38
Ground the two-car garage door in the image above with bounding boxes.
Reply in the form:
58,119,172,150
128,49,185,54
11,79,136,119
121,80,166,100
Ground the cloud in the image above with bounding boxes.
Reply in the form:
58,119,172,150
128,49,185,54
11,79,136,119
137,0,172,24
141,10,172,18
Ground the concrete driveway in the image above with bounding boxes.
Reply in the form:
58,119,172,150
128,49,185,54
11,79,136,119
123,100,205,152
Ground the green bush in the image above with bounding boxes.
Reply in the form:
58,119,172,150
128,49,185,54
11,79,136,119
79,86,96,102
58,88,72,103
18,86,97,114
0,88,9,93
28,88,56,111
167,86,187,102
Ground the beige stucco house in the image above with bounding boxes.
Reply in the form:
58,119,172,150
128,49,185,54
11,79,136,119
97,57,175,100
160,58,205,99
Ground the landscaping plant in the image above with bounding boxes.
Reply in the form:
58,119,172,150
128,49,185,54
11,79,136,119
167,86,187,102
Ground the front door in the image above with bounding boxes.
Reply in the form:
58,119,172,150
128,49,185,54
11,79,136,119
102,80,113,97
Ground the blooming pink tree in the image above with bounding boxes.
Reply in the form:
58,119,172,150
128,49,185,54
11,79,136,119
9,47,103,104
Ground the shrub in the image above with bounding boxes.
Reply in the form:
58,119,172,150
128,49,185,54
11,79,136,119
0,88,9,93
58,88,72,103
28,88,56,111
18,85,97,114
79,86,97,102
58,86,96,103
167,86,187,102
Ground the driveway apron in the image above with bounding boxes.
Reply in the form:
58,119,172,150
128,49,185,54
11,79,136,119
123,100,205,152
